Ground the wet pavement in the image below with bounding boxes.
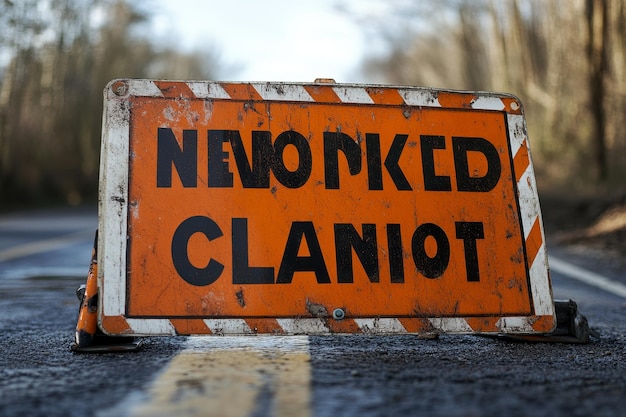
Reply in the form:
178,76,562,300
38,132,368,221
1,208,626,417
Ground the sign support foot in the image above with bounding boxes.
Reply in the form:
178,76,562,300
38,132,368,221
70,232,144,353
493,300,591,344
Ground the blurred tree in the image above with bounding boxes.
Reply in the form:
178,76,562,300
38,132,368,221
0,0,46,201
586,0,609,181
0,0,223,207
354,0,626,193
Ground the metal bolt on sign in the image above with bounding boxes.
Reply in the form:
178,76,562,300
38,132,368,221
111,80,128,96
333,308,346,320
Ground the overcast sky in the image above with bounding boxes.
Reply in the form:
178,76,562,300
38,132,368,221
151,0,380,83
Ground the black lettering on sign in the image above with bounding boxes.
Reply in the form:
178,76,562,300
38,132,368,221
365,133,383,190
170,219,487,286
157,129,503,193
232,218,274,284
171,216,224,286
386,224,404,283
334,224,379,283
272,130,312,188
365,133,412,191
276,221,331,284
452,136,501,192
455,221,484,282
208,130,234,187
323,132,362,189
157,128,198,188
229,130,272,188
420,135,452,191
411,223,450,278
384,134,412,191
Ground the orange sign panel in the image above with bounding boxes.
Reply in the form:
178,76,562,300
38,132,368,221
97,80,555,336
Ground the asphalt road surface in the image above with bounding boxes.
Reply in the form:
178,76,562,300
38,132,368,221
1,207,625,417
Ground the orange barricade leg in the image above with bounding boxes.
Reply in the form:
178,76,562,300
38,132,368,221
70,232,144,353
73,244,98,347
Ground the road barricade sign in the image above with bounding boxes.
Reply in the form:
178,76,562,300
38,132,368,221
97,79,555,336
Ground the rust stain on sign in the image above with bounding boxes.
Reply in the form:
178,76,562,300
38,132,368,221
97,80,555,336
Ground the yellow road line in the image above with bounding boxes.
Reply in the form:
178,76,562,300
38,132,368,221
130,336,311,417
